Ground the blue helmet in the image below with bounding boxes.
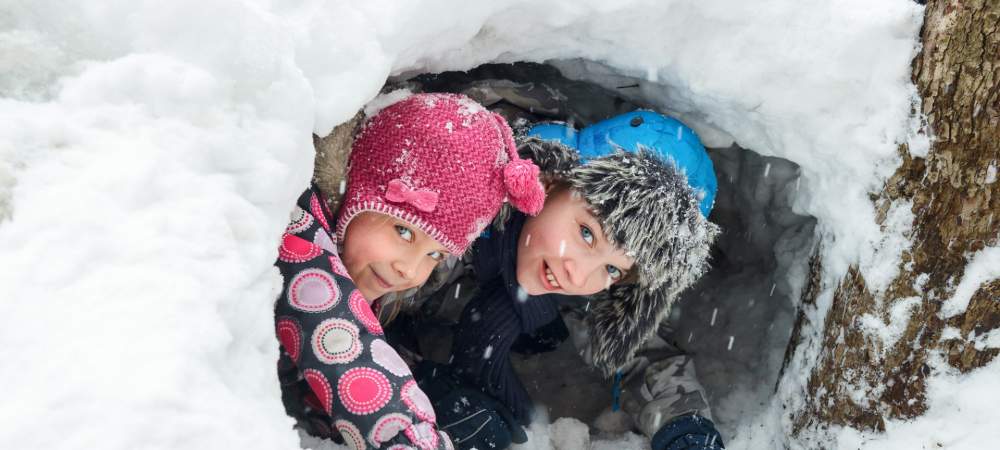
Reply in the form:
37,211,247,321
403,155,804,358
527,111,717,217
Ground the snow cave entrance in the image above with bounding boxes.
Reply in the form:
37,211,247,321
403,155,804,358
399,62,818,437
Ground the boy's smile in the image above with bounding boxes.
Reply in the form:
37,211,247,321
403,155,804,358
540,260,562,290
516,187,634,296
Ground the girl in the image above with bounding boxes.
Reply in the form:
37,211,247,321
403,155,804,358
273,93,544,449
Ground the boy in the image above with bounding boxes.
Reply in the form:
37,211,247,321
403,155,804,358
405,109,727,450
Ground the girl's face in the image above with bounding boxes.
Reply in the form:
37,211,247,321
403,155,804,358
516,187,634,296
341,212,449,302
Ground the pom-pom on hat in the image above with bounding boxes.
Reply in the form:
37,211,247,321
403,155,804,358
337,93,544,255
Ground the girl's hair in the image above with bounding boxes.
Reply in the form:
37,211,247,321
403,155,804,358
376,298,404,327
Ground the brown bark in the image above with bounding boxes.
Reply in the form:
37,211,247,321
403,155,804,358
789,0,1000,435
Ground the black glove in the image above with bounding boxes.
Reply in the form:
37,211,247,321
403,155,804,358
511,315,569,355
651,414,725,450
415,361,528,449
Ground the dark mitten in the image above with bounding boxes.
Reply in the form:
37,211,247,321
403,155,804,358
415,361,528,449
651,414,725,450
511,315,569,355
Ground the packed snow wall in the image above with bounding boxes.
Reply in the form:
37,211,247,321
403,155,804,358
0,1,928,449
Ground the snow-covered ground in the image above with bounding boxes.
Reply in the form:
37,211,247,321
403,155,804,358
5,1,996,449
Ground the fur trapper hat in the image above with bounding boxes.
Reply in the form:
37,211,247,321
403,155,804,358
519,112,720,376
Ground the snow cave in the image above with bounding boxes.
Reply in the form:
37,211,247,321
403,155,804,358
375,62,819,441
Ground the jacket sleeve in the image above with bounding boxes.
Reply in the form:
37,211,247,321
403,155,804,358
274,191,452,450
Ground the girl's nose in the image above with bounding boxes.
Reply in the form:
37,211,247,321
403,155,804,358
392,259,419,282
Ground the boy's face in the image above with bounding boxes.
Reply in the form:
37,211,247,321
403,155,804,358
341,212,449,302
516,187,634,296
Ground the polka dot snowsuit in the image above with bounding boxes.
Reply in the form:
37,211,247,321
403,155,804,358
274,187,452,450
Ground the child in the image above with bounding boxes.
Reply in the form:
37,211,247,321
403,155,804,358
273,93,544,449
411,110,725,450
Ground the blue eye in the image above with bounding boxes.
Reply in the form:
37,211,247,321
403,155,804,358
579,225,594,245
606,265,623,281
428,251,444,261
395,225,413,242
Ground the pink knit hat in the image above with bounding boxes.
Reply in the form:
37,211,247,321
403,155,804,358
335,93,545,255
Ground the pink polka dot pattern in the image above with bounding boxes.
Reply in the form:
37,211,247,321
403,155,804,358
285,206,313,234
349,290,384,335
313,228,337,253
303,369,333,415
371,339,412,377
337,367,393,415
288,268,340,313
335,419,366,450
275,317,302,363
311,192,331,232
369,413,413,447
329,255,351,280
401,380,436,424
311,318,362,365
404,422,440,450
279,233,323,263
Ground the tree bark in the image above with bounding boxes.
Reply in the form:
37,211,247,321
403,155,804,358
788,0,999,435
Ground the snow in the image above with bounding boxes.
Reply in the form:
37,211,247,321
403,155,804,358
363,88,414,117
859,200,915,295
7,0,993,449
831,355,1000,450
941,245,1000,318
857,296,921,353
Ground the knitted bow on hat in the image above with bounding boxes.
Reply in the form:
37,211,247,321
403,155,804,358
385,179,439,212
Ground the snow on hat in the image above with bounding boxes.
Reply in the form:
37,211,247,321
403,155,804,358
522,111,720,375
337,93,544,255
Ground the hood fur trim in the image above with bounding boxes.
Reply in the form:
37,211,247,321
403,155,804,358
313,112,364,212
574,150,719,375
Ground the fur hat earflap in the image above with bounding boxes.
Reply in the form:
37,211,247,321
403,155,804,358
571,149,720,375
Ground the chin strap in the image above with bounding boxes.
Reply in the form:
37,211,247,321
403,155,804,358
611,369,624,411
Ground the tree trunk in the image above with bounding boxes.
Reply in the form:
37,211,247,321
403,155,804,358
788,0,999,435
